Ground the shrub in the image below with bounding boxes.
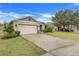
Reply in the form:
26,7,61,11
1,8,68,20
2,22,20,39
43,26,53,32
1,32,18,39
1,31,20,39
43,22,53,32
4,22,14,34
14,31,20,36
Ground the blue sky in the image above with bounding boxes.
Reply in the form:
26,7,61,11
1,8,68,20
0,3,79,23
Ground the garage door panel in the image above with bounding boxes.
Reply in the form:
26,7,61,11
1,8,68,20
18,25,37,34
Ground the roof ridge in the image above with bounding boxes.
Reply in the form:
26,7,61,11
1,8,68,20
13,16,45,24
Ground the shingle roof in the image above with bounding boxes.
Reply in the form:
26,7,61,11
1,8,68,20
12,16,45,25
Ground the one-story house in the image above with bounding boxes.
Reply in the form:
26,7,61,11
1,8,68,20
12,16,45,34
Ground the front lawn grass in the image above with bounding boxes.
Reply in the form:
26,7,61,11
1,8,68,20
0,25,3,31
47,32,79,41
0,36,46,56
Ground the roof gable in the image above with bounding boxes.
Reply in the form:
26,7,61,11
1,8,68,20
11,16,45,25
14,16,38,22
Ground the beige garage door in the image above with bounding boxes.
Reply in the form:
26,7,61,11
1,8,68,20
18,25,37,34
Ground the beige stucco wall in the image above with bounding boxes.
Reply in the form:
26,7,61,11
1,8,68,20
13,20,45,31
41,24,45,30
14,20,40,25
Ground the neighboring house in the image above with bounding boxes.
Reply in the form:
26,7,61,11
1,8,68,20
53,21,78,32
11,16,45,34
68,25,77,31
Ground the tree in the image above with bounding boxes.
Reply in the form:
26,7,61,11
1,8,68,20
4,22,14,34
43,22,53,32
52,9,79,31
4,21,7,31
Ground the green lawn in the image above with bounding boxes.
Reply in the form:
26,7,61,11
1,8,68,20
0,36,46,56
0,25,3,31
47,32,79,41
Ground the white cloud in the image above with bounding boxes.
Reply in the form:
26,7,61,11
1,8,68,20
40,13,54,18
0,11,53,23
0,19,5,23
0,11,34,23
36,17,51,23
34,13,54,23
0,11,34,18
8,12,34,18
23,14,34,17
7,12,20,18
35,13,54,23
0,11,8,17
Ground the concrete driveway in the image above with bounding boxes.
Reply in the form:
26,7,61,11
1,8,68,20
22,34,79,56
